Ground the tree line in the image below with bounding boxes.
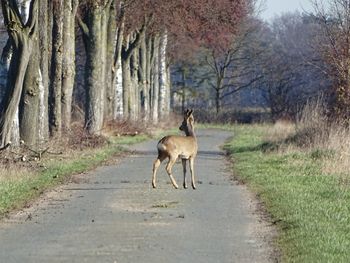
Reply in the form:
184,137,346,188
175,0,350,123
0,0,250,148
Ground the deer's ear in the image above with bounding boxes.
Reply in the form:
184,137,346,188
188,109,193,116
184,109,190,116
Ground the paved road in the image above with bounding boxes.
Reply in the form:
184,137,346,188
0,129,272,263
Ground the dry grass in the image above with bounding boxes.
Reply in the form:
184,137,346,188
263,99,350,185
0,167,34,183
265,120,295,142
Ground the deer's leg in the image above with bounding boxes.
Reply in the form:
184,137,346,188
182,159,187,189
189,157,196,189
166,157,179,189
152,155,165,188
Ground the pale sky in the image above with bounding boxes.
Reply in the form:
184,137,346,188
260,0,314,20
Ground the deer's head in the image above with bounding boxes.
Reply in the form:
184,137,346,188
179,109,194,135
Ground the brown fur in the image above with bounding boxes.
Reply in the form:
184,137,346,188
152,109,198,189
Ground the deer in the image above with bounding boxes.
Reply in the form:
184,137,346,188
152,109,198,189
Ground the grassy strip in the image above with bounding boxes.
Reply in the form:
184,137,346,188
0,135,148,218
225,125,350,263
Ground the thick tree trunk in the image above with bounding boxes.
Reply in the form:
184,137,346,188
99,7,108,124
1,0,32,146
61,0,78,131
0,0,37,148
49,0,64,137
82,8,103,135
79,1,114,135
104,3,116,121
19,37,40,145
19,0,44,145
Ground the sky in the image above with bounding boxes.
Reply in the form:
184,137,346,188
260,0,314,21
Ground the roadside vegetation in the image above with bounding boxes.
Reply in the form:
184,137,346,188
225,102,350,262
0,120,171,219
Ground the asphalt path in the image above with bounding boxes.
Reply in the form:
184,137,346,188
0,129,273,263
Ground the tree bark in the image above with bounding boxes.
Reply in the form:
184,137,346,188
49,0,64,137
0,0,37,147
121,24,146,120
139,34,149,121
38,0,49,142
145,36,153,121
151,35,160,124
19,36,40,145
159,30,169,120
113,21,124,119
61,0,78,131
81,5,103,135
104,2,117,121
122,41,131,119
130,43,139,121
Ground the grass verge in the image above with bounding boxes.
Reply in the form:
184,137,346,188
0,134,148,219
225,125,350,263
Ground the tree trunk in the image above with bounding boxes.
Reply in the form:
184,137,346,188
139,35,149,121
113,22,124,119
0,0,37,148
159,31,169,120
122,50,131,119
130,44,139,121
151,35,160,124
166,65,171,113
1,0,32,146
121,23,147,120
79,1,114,134
19,36,40,145
81,7,103,135
38,0,49,142
49,0,64,138
104,2,117,121
61,0,78,131
215,88,221,114
145,36,153,121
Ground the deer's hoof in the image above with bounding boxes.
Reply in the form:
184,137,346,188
152,182,157,189
192,184,196,190
183,183,188,189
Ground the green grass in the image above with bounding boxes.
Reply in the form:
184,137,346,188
0,134,148,218
225,125,350,263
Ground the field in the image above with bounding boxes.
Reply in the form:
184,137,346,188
225,123,350,262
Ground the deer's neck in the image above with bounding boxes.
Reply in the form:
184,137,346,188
185,124,196,138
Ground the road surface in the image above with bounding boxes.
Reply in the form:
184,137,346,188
0,129,274,262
